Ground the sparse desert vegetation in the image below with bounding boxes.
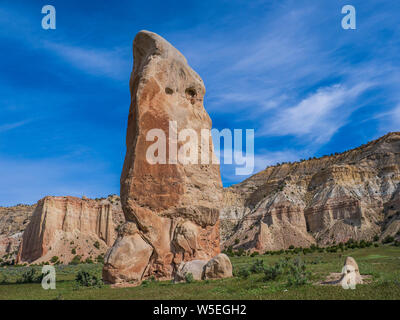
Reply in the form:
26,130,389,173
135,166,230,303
0,245,399,300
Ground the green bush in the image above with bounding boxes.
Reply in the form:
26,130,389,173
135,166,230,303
250,259,265,274
383,236,395,244
18,268,43,283
373,235,379,242
75,270,103,288
50,256,59,264
71,248,76,255
96,254,104,264
185,273,194,283
93,241,100,249
84,257,94,264
70,255,82,265
238,268,250,279
286,258,310,287
264,265,280,281
263,257,310,287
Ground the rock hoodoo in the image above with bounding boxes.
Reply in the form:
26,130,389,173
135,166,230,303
103,31,225,284
340,256,363,287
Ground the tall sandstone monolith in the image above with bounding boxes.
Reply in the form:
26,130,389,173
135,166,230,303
102,31,224,284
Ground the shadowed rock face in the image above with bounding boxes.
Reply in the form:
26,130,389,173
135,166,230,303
103,31,223,284
0,204,35,262
221,132,400,251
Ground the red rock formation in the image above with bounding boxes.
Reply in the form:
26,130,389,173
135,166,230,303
103,31,224,284
17,196,124,264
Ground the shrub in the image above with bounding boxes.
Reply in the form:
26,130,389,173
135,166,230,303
75,270,103,288
84,257,94,264
234,239,240,245
373,235,379,242
18,268,43,283
70,255,82,265
96,254,104,264
71,248,76,255
288,245,294,250
236,248,245,256
185,273,194,283
383,236,395,244
250,251,259,257
262,257,310,287
286,257,310,287
264,265,280,281
93,241,100,249
250,259,265,274
238,268,250,279
50,256,59,264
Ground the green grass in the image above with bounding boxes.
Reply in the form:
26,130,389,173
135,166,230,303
0,245,399,300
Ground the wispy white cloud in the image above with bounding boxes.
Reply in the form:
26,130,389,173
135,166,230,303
42,41,130,81
0,119,32,133
374,104,400,133
261,83,371,144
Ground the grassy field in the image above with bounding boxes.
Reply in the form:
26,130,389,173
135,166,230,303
0,245,399,300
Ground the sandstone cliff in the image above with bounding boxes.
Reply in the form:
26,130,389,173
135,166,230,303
0,204,35,263
222,132,400,251
17,195,124,264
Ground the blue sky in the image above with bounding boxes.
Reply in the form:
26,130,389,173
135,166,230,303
0,0,399,205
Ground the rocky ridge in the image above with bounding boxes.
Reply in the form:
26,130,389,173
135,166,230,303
13,195,124,264
221,132,400,251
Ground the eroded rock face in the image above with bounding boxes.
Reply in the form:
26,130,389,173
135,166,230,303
0,204,35,262
103,31,223,284
222,132,400,251
17,196,124,264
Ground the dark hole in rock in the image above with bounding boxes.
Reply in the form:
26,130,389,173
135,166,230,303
185,88,197,98
165,87,174,95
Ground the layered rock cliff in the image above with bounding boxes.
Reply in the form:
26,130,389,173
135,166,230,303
222,132,400,251
0,204,35,263
17,195,124,264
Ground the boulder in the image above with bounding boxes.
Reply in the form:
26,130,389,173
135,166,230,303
340,256,363,288
174,259,208,282
203,253,233,280
103,30,225,284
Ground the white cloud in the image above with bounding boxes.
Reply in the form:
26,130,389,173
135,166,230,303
0,119,32,133
42,41,130,81
261,83,371,144
375,104,400,133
